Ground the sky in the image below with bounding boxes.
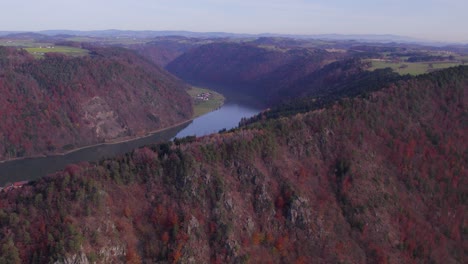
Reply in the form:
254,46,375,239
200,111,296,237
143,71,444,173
1,0,467,42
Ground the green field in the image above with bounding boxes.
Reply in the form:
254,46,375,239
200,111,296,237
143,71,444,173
25,46,89,58
368,59,463,75
0,39,44,47
188,87,225,117
0,39,89,58
66,36,148,45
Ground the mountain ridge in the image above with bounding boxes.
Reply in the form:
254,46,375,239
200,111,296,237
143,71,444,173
0,66,465,263
0,46,193,161
0,30,463,45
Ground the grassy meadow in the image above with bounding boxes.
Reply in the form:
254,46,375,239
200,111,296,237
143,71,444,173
368,59,463,75
0,39,89,58
188,87,225,117
25,46,89,58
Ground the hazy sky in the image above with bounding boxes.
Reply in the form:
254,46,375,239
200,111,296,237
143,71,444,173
1,0,467,42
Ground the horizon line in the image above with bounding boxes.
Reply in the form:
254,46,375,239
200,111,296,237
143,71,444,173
0,29,466,45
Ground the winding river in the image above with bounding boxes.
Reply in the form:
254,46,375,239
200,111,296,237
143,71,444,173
0,98,261,185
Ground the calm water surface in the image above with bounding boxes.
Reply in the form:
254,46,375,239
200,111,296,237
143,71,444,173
174,102,259,138
0,99,261,185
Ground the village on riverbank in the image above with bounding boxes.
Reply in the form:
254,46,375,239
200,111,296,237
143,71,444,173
188,86,225,117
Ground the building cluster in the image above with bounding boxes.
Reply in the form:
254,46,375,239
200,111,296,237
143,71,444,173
0,181,28,193
195,92,212,101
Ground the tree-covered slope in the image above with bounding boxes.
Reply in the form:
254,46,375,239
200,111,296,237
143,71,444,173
130,36,211,67
166,42,408,106
0,46,192,160
0,67,466,263
166,42,334,103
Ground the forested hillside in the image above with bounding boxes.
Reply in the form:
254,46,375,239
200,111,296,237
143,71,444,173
0,46,192,160
241,60,409,124
130,37,211,67
0,67,465,263
165,42,412,106
166,42,338,104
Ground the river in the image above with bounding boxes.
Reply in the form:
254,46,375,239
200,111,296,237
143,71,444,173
174,103,259,138
0,98,261,186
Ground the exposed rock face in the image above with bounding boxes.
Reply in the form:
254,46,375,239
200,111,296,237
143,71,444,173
98,246,125,263
0,46,192,160
81,96,128,139
0,64,466,263
287,196,312,229
53,253,89,264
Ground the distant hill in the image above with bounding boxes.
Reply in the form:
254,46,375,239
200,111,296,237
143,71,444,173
0,46,192,160
166,42,342,104
166,42,409,105
303,33,424,43
0,32,48,39
0,32,57,44
2,30,459,45
44,30,460,45
38,30,254,39
167,42,320,84
0,31,22,37
129,37,214,67
0,66,465,263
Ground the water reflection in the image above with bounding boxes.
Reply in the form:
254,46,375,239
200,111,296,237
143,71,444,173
0,101,261,185
0,123,189,185
174,103,260,138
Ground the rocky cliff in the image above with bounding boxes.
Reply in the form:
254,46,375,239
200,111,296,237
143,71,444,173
0,46,192,160
0,67,465,263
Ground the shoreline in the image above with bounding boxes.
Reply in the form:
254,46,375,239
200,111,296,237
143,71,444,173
0,86,226,165
0,118,194,164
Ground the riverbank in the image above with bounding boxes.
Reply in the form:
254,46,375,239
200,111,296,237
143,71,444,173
0,123,191,186
188,86,225,117
0,119,193,164
0,86,225,164
0,87,261,186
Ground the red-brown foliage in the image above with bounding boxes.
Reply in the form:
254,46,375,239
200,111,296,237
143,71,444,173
0,46,192,161
0,66,465,263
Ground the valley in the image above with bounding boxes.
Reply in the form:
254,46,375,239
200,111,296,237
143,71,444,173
0,85,259,186
0,30,466,263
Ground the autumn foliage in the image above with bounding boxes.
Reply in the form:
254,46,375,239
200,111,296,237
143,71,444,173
0,46,192,160
0,66,466,263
